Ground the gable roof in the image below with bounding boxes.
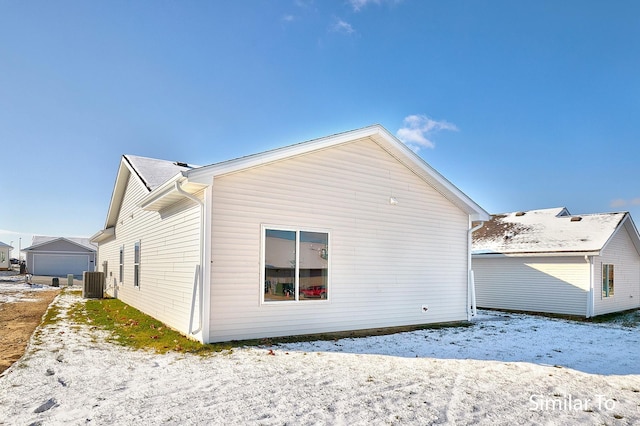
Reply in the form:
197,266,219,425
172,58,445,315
0,241,12,249
23,236,97,252
101,155,197,230
472,207,640,256
138,124,490,221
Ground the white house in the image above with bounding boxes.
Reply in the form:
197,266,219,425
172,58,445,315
472,207,640,317
23,236,97,277
0,241,12,271
92,125,489,343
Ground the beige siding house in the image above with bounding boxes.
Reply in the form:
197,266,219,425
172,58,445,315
93,125,489,343
472,207,640,317
0,241,12,271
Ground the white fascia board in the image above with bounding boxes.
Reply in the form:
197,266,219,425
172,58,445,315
90,227,115,244
104,162,129,228
472,251,601,258
138,172,208,212
138,173,185,210
601,213,640,257
186,125,384,184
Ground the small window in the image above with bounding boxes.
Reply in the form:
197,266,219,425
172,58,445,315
119,246,124,283
263,227,329,302
602,264,614,298
134,241,141,287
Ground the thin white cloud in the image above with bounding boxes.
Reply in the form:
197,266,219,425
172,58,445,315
330,18,355,35
282,14,296,22
396,114,459,152
348,0,402,12
348,0,380,12
610,198,640,209
0,229,22,235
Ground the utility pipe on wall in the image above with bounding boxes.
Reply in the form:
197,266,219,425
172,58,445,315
468,220,484,321
175,181,205,339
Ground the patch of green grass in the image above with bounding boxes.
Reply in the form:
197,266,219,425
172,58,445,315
68,297,231,355
41,304,61,327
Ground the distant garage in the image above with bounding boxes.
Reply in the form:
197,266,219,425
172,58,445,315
23,236,96,277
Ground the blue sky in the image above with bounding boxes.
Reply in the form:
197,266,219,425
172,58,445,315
1,0,639,254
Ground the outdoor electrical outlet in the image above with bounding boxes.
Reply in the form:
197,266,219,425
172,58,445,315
422,305,429,313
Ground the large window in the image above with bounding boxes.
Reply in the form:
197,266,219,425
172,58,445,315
134,241,141,287
602,264,614,298
119,246,124,283
263,227,329,302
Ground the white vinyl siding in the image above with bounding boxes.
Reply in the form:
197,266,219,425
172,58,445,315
97,173,202,334
473,256,590,316
208,138,470,342
593,227,640,316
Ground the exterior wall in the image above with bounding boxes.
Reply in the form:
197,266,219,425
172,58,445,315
97,173,202,335
593,227,640,316
473,256,590,316
208,138,470,342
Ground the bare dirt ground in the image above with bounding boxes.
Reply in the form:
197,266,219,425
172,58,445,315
0,275,63,374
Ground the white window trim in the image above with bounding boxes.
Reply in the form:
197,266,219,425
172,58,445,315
260,224,331,305
119,245,124,284
602,263,614,299
134,241,141,288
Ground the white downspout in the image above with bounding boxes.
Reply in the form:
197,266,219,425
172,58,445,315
175,181,206,342
468,219,484,321
585,255,594,318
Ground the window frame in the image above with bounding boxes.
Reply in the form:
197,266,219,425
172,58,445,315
261,225,330,304
134,241,141,288
602,263,614,298
119,245,124,284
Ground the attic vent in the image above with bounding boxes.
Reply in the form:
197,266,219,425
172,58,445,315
515,211,526,216
175,162,189,167
570,216,582,222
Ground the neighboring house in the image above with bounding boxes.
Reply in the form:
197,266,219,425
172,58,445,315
91,125,489,343
472,207,640,317
0,241,12,271
23,236,97,277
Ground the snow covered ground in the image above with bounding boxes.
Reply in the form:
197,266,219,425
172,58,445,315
0,280,639,425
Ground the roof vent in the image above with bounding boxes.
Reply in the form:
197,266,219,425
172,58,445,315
570,216,582,222
515,211,526,216
175,162,189,167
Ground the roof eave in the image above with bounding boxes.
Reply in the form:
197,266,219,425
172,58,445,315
472,250,601,258
138,173,208,212
90,227,115,244
184,124,489,220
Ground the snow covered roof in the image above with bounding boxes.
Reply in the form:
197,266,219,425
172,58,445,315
24,236,97,252
124,155,198,192
472,207,640,256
